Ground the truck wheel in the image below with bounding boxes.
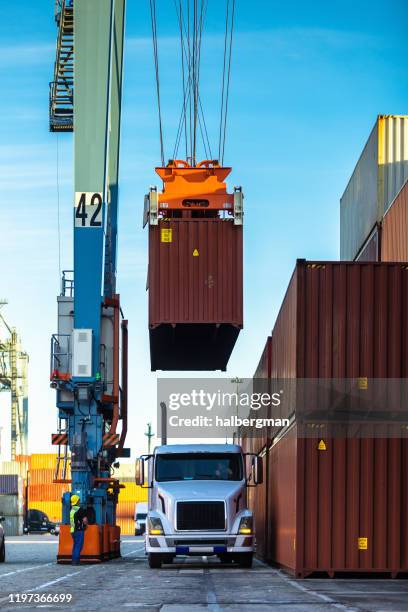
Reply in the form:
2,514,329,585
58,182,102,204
148,553,162,568
236,553,253,568
0,542,5,563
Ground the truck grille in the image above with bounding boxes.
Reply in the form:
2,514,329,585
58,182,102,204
177,501,225,531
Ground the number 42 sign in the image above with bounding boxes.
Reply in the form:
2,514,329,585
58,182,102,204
74,192,103,228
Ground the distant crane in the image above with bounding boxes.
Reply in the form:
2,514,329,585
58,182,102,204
0,300,29,459
144,423,154,454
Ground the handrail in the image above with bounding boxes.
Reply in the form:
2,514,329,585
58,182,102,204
61,270,74,297
118,320,128,455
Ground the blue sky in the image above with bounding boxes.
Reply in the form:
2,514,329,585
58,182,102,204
0,0,406,457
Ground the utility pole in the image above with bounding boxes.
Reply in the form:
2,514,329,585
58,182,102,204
145,422,154,454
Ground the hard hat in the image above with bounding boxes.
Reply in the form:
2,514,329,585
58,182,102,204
71,494,80,506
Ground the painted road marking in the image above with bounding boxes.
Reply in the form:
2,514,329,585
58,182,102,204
277,570,360,612
6,539,58,546
0,551,136,604
0,562,53,577
122,547,145,558
32,569,92,590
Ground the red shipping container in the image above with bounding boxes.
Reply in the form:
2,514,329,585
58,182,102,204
254,336,272,379
264,425,408,577
247,260,408,575
148,218,243,370
382,181,408,262
251,337,272,455
270,260,408,381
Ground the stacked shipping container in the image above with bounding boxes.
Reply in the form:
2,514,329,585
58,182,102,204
340,115,408,261
243,260,408,577
0,475,24,536
28,455,70,522
1,455,147,534
0,456,29,535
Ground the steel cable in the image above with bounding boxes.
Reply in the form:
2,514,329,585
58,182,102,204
149,0,165,166
218,0,230,161
173,0,234,165
56,133,62,287
221,0,235,164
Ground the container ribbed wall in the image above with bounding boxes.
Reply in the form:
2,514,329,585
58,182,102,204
382,180,408,262
149,219,243,326
148,218,243,370
266,425,408,577
246,260,408,575
271,260,408,381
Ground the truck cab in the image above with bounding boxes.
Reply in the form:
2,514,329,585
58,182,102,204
136,444,262,568
24,510,59,536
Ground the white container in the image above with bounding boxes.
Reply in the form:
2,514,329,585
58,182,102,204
2,515,24,536
340,115,408,260
0,494,24,517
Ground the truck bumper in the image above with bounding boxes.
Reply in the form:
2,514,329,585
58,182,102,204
145,534,254,556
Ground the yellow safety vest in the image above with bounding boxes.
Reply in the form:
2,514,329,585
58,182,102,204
70,505,79,533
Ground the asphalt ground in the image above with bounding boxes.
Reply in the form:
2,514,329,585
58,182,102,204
0,536,407,611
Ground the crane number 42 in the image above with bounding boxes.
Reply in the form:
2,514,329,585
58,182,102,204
74,192,103,228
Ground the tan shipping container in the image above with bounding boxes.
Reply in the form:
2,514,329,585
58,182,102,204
340,115,408,260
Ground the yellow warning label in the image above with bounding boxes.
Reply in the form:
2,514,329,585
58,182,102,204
358,377,368,390
358,537,368,550
161,228,172,243
193,248,199,257
318,439,327,451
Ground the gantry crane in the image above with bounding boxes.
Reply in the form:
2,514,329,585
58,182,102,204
49,0,128,563
0,301,29,459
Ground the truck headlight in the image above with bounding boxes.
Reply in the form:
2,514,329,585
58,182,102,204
238,516,253,535
148,516,164,535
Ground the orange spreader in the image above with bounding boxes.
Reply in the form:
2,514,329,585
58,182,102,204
156,159,234,211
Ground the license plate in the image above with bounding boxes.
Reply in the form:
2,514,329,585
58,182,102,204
176,545,227,554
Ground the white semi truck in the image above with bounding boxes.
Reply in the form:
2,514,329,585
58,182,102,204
136,444,263,568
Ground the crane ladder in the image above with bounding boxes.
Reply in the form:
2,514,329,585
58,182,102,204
49,0,74,132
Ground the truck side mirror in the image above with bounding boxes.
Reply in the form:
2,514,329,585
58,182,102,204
136,455,153,488
135,458,145,486
253,456,263,485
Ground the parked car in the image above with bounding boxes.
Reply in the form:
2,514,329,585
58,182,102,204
24,509,59,536
0,515,5,562
134,502,148,536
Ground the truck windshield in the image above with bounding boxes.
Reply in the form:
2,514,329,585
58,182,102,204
155,453,242,482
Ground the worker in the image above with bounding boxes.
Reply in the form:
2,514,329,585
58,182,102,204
70,494,88,565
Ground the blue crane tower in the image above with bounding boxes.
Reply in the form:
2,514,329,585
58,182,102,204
49,0,129,563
